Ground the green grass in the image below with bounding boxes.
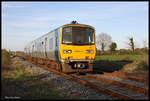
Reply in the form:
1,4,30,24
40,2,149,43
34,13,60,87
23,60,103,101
2,67,75,99
2,58,76,99
2,49,11,66
95,55,148,61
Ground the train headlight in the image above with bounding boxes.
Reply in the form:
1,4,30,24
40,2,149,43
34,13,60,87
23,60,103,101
86,50,93,53
63,50,72,54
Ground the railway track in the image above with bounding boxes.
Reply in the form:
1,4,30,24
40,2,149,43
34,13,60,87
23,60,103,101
21,56,149,100
103,72,148,84
85,73,148,95
71,74,148,100
35,64,134,100
113,71,149,79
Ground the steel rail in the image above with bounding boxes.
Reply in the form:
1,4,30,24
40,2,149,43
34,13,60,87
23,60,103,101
85,73,148,95
113,71,148,79
104,72,148,84
22,56,135,100
38,64,134,100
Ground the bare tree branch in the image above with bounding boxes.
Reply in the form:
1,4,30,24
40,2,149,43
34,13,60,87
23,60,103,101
96,32,112,52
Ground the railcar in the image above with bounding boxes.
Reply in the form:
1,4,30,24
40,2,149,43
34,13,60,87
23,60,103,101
24,21,96,73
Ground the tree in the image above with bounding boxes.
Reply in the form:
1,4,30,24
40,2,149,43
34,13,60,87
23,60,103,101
142,39,148,54
127,36,135,53
109,42,117,54
96,32,112,54
142,39,148,49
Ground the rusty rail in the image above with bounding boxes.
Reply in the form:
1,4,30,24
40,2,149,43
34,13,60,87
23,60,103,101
113,71,148,79
85,73,148,95
104,72,148,84
39,65,134,100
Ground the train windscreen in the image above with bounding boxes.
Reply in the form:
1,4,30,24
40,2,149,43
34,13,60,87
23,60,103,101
62,27,94,45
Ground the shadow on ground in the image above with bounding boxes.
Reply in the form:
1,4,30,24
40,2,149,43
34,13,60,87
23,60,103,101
1,71,72,99
93,60,133,74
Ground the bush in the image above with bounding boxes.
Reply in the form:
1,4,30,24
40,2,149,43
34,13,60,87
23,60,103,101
96,48,149,56
2,49,11,66
121,57,149,72
136,58,149,70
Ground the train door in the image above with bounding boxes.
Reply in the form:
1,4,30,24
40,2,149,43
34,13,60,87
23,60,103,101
55,29,59,61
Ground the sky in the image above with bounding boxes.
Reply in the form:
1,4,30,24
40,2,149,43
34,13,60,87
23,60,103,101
2,1,149,51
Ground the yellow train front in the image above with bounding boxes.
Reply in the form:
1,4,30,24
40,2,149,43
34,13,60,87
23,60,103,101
60,21,96,73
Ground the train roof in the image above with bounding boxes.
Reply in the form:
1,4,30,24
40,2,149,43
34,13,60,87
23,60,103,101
62,21,95,29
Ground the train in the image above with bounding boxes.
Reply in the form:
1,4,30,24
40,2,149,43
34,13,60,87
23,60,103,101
24,21,96,73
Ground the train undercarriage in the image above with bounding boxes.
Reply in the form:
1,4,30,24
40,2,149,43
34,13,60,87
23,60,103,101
22,55,93,73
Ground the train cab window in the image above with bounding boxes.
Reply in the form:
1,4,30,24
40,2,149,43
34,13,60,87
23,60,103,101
85,28,94,44
62,27,72,44
76,34,82,44
72,27,85,44
62,27,94,45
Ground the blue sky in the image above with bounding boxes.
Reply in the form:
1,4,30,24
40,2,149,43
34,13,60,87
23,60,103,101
2,2,148,51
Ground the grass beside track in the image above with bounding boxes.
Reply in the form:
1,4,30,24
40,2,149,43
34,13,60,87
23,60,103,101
94,54,149,72
2,70,73,99
2,49,11,66
1,55,75,99
95,55,148,61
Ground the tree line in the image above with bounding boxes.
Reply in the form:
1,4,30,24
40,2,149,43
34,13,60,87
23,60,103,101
96,32,148,55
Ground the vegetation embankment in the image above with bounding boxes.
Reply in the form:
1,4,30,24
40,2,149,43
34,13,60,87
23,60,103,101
95,54,149,72
2,49,11,66
1,49,75,99
120,57,149,72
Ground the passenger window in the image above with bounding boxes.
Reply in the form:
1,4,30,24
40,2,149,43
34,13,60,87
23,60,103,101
49,38,53,49
37,42,42,51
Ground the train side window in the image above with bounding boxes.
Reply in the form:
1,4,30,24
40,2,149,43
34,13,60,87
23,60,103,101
45,38,47,46
49,38,53,49
37,42,42,51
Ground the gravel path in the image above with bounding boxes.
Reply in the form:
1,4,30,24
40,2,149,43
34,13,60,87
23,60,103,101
16,57,118,99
